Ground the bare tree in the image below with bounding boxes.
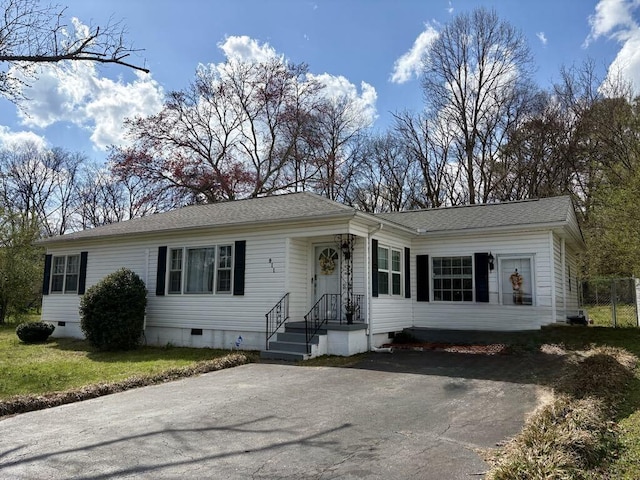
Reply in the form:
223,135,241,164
349,133,421,212
309,93,374,201
113,58,336,202
0,0,148,101
420,7,534,204
0,145,85,236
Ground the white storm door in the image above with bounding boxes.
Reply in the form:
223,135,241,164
314,246,340,302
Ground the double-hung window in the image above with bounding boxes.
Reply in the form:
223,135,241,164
432,256,473,302
377,245,402,296
51,255,80,293
167,245,232,294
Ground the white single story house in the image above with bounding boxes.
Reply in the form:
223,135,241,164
39,192,584,359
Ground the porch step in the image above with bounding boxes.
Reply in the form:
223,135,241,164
260,350,309,362
260,321,326,361
267,341,310,354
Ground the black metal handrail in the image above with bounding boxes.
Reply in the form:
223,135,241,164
265,293,289,350
349,294,365,323
304,293,340,349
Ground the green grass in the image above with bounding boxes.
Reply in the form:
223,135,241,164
584,304,638,328
0,323,249,400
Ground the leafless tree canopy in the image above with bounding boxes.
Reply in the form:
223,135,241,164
420,7,534,203
0,0,148,101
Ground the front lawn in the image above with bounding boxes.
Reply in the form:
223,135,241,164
0,323,255,402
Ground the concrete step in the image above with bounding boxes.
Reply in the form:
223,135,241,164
268,341,310,354
276,332,319,344
260,349,308,361
285,323,327,335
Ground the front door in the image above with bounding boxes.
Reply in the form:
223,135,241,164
314,246,340,302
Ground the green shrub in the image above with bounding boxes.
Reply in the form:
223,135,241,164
80,268,147,351
15,322,55,343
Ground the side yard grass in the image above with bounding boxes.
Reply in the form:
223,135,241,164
0,323,256,417
484,325,640,479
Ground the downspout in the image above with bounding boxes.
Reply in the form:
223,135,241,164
367,223,383,351
561,238,566,319
549,232,557,324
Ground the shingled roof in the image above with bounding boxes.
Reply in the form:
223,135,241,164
42,192,358,243
377,196,575,232
41,192,581,245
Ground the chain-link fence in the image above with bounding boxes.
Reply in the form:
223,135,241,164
580,278,639,327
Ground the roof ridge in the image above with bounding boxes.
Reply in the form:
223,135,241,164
380,195,569,215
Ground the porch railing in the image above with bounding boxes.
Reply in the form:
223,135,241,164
304,293,365,349
265,293,289,350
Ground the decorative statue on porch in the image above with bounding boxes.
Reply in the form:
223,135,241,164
510,269,524,304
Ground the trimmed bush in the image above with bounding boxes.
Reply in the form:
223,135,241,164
80,268,147,351
15,322,55,343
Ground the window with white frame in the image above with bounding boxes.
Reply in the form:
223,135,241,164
378,245,402,296
168,248,183,294
167,245,233,294
500,256,534,305
51,254,80,293
432,256,473,302
216,245,233,293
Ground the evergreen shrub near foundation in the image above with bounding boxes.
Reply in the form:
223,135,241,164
15,322,55,343
80,268,147,351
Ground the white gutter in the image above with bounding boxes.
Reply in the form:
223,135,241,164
366,223,383,351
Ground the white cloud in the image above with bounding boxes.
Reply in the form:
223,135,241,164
537,32,548,45
16,61,164,150
214,36,378,127
390,23,440,84
447,2,454,14
307,73,378,126
218,35,279,63
585,0,640,92
0,126,48,151
586,0,639,44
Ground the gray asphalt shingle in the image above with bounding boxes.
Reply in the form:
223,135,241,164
378,196,573,232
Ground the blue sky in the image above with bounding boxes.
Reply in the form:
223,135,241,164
0,0,638,161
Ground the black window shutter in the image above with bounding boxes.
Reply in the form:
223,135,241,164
404,247,411,299
78,252,88,295
233,240,246,296
371,239,379,297
156,246,167,296
416,255,429,302
474,252,489,303
42,254,52,295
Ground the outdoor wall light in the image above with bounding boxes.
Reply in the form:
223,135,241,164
488,252,495,271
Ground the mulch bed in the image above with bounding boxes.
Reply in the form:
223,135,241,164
381,342,510,355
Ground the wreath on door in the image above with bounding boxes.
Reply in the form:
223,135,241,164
319,248,338,275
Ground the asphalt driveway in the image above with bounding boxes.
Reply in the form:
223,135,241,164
0,351,554,479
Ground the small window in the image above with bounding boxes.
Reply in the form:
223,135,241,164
377,245,403,296
168,248,183,294
432,256,473,302
51,255,81,293
378,246,389,295
391,249,402,295
216,245,233,293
